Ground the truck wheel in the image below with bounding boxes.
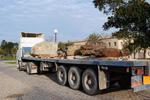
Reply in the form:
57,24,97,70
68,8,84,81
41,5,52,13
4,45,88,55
118,74,131,89
57,65,68,86
26,62,31,75
82,69,98,95
68,67,81,90
18,61,23,71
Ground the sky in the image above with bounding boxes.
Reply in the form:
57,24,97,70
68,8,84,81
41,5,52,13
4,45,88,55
0,0,119,43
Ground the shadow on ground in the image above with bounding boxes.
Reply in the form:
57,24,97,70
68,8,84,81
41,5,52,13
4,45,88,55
35,71,130,95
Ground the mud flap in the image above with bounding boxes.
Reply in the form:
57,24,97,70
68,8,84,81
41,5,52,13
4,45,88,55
145,61,150,75
98,66,109,90
30,62,38,74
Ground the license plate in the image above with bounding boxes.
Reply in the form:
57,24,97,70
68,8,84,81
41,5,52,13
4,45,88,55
143,76,150,85
131,75,142,87
31,69,37,73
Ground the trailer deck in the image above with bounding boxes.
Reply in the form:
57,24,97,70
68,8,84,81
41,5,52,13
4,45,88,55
22,57,149,67
22,47,149,67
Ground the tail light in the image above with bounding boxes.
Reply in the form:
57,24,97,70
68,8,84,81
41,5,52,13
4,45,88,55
137,69,144,75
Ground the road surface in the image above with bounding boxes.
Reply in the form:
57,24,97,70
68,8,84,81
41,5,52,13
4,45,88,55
0,60,150,100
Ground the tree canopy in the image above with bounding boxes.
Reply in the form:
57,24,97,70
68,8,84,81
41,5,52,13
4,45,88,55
58,41,74,51
93,0,150,58
0,40,18,55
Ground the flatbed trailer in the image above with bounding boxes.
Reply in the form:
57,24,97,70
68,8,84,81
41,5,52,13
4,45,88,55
17,47,150,95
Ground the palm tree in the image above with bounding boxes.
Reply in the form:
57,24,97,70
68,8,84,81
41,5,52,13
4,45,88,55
87,33,103,45
58,42,66,51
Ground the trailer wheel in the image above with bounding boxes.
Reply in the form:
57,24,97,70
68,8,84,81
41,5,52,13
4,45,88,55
68,67,82,90
57,65,68,86
82,69,98,95
118,74,131,89
18,61,23,71
26,62,31,75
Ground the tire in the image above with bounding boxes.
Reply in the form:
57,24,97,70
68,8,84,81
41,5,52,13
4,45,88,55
118,74,131,89
57,65,68,86
26,62,31,75
39,62,44,74
18,61,23,71
82,69,98,95
68,67,82,90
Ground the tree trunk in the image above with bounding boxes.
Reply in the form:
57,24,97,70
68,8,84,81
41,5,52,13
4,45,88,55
134,52,136,59
143,49,146,59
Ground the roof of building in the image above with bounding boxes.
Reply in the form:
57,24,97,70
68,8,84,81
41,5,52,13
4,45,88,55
71,35,116,43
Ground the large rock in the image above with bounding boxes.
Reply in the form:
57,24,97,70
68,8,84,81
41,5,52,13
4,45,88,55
80,45,106,56
79,45,130,57
31,42,58,56
67,45,82,56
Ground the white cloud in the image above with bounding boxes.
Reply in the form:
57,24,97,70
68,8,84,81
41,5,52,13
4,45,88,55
0,0,111,42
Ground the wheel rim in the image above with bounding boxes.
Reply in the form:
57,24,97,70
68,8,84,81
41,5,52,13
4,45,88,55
27,66,29,74
84,74,94,90
69,72,77,85
58,70,64,82
19,62,21,70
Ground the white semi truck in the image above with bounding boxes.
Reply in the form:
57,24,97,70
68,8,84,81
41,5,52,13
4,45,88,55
17,32,150,95
16,32,44,71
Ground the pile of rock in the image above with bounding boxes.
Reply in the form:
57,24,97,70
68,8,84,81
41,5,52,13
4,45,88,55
31,42,130,59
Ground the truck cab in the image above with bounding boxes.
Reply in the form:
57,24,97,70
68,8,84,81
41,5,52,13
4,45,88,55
16,32,44,69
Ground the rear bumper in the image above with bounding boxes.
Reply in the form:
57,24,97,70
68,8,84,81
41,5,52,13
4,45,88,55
133,84,150,92
131,75,150,92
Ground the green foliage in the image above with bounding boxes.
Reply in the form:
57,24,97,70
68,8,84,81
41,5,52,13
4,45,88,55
123,40,136,53
65,41,74,46
0,57,16,60
0,40,18,55
93,0,145,14
93,0,150,58
87,33,103,45
58,42,66,51
1,40,7,49
58,41,74,51
5,62,17,64
11,48,17,54
0,48,7,55
5,42,14,54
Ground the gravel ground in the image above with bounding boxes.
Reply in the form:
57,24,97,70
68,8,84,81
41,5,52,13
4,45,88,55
0,60,150,100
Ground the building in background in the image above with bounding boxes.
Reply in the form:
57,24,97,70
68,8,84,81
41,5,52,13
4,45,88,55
72,36,124,49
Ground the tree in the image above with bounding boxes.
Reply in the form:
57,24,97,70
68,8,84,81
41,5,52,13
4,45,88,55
123,39,137,58
0,40,18,56
58,42,66,51
93,0,150,58
58,41,74,51
65,41,74,46
5,42,14,54
1,40,7,49
87,33,103,45
11,48,17,54
0,48,7,55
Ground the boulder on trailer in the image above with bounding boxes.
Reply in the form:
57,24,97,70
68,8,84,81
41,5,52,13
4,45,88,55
31,42,58,58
